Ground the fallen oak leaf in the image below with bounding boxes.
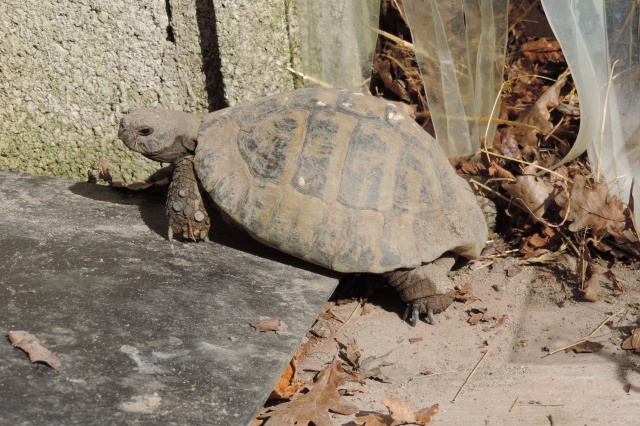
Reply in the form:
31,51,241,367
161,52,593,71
383,397,417,424
375,57,410,102
354,412,394,426
264,358,358,426
520,227,557,255
487,161,516,181
468,312,484,326
337,379,369,396
455,283,479,304
468,309,500,326
269,346,305,400
338,339,395,383
555,174,628,240
622,328,640,353
582,273,602,303
564,340,604,354
579,245,624,302
415,404,439,424
250,317,280,332
7,331,62,371
354,397,439,425
503,164,555,221
502,71,568,146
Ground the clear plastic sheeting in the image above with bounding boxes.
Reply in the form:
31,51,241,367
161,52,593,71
541,0,640,226
404,0,509,157
297,0,380,90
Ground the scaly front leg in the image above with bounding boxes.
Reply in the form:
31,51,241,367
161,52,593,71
166,156,211,241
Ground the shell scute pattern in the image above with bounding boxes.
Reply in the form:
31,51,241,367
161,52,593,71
237,109,308,182
194,88,486,273
291,110,354,201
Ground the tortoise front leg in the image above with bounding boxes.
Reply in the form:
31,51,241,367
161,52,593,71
166,156,211,242
385,254,457,326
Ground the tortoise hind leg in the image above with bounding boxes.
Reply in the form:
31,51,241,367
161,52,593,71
385,254,457,326
166,156,211,241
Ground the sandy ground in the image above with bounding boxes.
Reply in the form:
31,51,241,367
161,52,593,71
292,260,640,425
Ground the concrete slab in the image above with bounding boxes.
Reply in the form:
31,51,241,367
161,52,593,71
0,170,338,425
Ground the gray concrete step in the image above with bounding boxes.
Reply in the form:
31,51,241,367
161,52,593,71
0,170,337,425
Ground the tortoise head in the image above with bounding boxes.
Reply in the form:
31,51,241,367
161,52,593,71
118,109,200,163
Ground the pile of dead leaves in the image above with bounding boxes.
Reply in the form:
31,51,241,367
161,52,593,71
257,356,439,426
373,0,639,305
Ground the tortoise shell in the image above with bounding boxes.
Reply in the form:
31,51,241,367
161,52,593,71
194,88,487,273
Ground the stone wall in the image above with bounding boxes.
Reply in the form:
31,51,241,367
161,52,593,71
0,0,299,183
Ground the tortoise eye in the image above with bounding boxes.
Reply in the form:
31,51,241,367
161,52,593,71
138,127,153,136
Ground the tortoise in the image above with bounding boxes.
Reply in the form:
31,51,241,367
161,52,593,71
118,88,488,326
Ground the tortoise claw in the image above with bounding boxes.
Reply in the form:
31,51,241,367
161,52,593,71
403,304,420,327
426,307,436,325
402,304,437,326
402,304,410,322
168,226,173,241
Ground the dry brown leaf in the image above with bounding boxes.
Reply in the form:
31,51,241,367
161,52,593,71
468,312,484,326
488,161,516,181
454,283,478,304
7,331,62,371
415,404,439,424
503,164,555,220
565,340,605,354
250,317,280,332
579,246,625,301
375,57,410,102
269,347,305,400
384,397,418,424
469,309,504,326
622,328,640,353
354,412,394,426
521,38,564,63
493,315,507,328
520,227,556,254
582,274,602,302
339,339,393,383
556,175,628,240
506,72,567,146
337,380,369,396
264,359,358,426
355,398,438,425
580,246,600,302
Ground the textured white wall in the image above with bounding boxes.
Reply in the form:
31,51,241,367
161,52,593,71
0,0,298,182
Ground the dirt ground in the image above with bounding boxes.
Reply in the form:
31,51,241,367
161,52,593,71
291,260,640,425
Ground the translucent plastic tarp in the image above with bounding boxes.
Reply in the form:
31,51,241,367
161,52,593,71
297,0,380,90
404,0,509,157
541,0,640,226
